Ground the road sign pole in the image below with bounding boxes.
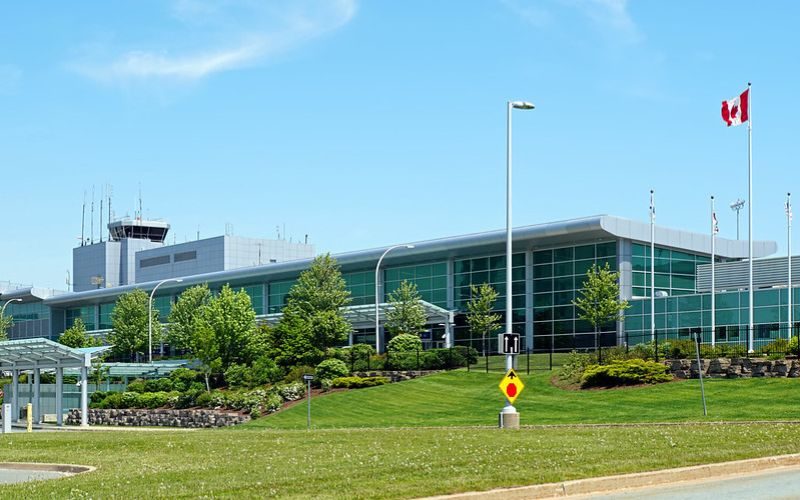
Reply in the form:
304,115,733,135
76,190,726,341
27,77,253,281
499,367,523,429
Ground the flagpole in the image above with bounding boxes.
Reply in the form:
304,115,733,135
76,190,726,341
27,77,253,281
711,195,716,347
788,192,792,341
650,189,655,343
747,82,754,353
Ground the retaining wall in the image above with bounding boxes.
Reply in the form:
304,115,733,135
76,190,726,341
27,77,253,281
66,408,250,428
667,358,800,379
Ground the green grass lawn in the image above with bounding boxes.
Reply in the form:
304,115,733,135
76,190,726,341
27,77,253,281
2,424,800,498
251,370,800,429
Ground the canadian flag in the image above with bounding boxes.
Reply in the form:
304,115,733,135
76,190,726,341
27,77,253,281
721,88,749,127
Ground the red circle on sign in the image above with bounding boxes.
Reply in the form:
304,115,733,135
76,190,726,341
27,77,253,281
506,383,517,397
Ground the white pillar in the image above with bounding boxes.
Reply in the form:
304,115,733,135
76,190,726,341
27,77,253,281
80,366,88,427
11,370,18,423
55,367,63,427
33,368,40,424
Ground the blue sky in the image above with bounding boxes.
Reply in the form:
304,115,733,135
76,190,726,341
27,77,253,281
1,0,798,289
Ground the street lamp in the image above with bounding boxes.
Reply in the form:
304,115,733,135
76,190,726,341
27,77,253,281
1,299,22,335
374,244,415,353
502,100,534,425
148,278,183,363
1,298,22,316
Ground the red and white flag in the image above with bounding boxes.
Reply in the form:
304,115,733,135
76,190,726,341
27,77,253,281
721,88,749,127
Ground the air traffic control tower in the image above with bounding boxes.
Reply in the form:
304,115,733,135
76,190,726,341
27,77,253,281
73,218,170,291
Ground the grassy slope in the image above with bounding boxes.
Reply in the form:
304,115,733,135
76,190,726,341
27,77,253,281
251,370,800,429
2,424,800,498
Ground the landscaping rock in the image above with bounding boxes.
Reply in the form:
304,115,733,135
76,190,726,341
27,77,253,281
66,408,250,428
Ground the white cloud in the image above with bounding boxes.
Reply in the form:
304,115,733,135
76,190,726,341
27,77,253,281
71,0,357,84
562,0,641,42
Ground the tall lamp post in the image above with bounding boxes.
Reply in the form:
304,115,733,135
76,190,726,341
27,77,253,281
502,100,534,427
149,278,183,363
730,199,745,240
374,244,415,353
1,299,22,335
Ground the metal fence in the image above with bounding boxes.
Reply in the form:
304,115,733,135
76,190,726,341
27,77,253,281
2,383,127,420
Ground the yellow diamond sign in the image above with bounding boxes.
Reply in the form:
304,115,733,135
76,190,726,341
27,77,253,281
499,368,524,404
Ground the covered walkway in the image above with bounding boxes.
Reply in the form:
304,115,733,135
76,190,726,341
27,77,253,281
0,338,110,427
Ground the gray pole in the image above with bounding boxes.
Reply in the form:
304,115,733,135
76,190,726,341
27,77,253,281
788,193,793,340
650,190,655,343
374,244,414,354
747,83,754,353
711,195,716,346
694,331,707,416
307,378,311,430
501,100,533,428
149,278,182,363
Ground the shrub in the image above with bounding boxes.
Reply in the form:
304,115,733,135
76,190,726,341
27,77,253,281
126,380,146,393
90,391,107,405
315,359,349,381
172,388,204,409
335,344,377,371
580,359,672,388
387,333,422,353
169,368,202,392
330,376,389,389
144,378,174,393
275,382,305,402
761,338,790,357
283,365,316,384
558,351,596,383
790,336,800,356
195,391,213,408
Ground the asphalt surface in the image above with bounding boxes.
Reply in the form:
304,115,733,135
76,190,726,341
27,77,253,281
574,465,800,499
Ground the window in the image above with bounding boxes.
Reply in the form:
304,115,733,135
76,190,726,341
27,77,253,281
141,255,170,268
174,251,197,262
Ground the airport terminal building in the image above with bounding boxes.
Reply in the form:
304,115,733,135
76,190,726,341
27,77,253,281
3,214,793,353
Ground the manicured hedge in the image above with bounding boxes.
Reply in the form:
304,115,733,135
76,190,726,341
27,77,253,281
580,359,672,388
330,376,389,389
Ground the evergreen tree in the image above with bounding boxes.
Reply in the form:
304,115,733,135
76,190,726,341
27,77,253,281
272,254,352,366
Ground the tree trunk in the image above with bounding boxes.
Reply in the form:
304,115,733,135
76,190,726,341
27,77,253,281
204,372,211,393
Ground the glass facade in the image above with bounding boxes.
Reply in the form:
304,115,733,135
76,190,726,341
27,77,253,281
4,302,50,339
343,270,375,307
532,242,617,348
99,302,114,330
267,280,295,314
239,284,265,315
631,243,709,298
627,288,800,344
66,306,96,330
452,253,525,340
384,261,448,308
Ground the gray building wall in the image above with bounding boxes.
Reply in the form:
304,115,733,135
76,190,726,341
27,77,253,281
134,236,314,283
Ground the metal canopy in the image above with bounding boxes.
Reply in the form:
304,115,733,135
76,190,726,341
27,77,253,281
65,360,190,378
0,338,111,370
261,300,454,329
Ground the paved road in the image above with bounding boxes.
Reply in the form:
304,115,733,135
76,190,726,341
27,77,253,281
574,465,800,499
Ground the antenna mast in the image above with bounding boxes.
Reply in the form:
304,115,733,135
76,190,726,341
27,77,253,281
81,191,86,246
99,185,104,243
90,185,95,244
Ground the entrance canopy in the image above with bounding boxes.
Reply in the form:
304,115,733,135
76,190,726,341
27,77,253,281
0,338,112,428
261,300,454,330
0,338,110,371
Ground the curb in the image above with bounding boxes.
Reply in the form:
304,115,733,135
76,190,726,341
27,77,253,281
421,453,800,499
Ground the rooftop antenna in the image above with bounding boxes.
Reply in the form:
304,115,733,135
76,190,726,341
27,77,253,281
283,223,286,241
66,270,71,291
99,184,104,243
197,225,200,241
90,185,95,244
276,225,280,239
81,191,86,247
304,234,308,244
138,184,143,221
108,183,113,227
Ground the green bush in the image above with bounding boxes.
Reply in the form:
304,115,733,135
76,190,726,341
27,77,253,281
790,337,800,356
90,391,107,405
145,378,175,393
387,333,422,353
275,382,305,401
558,351,596,383
315,359,349,381
172,388,204,409
330,376,389,389
580,359,672,388
169,368,202,392
761,338,790,357
126,380,146,393
333,344,377,371
283,365,316,384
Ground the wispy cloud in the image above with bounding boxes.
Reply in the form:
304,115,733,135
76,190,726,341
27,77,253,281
569,0,640,42
506,0,641,43
71,0,357,84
